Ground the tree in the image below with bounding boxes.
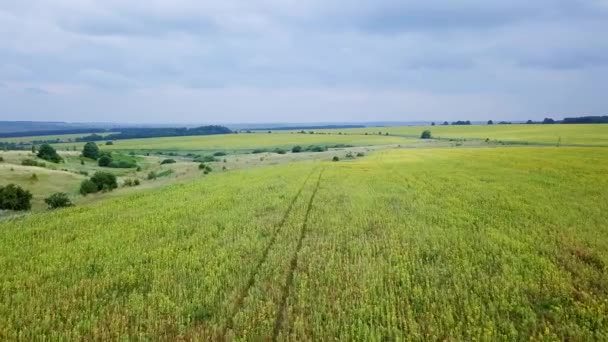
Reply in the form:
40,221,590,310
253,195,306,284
44,193,73,209
90,171,117,191
487,120,494,125
79,179,98,195
292,145,302,153
31,145,36,153
420,130,432,139
82,142,100,159
431,122,435,126
526,120,534,124
543,118,556,124
98,155,112,167
0,184,32,211
442,121,449,126
37,144,62,163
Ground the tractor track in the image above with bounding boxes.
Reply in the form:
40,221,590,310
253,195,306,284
219,167,317,339
271,168,324,341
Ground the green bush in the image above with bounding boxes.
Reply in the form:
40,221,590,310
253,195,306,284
79,179,98,195
274,148,287,154
292,146,302,153
195,155,217,162
105,141,114,145
198,163,206,170
252,149,267,154
213,151,227,156
44,193,73,209
90,172,117,191
109,160,136,168
356,152,365,157
37,144,62,163
420,130,432,139
98,155,112,167
0,184,32,211
306,145,327,152
82,142,100,159
332,156,340,162
147,171,157,180
160,159,176,165
0,156,3,162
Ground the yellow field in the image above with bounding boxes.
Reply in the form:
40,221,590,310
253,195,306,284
53,133,412,152
307,124,608,146
1,147,607,339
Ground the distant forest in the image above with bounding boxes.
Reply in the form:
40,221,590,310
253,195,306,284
248,125,365,131
75,126,232,142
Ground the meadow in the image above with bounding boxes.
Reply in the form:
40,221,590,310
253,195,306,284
305,123,608,146
2,132,114,144
1,146,606,340
52,132,412,153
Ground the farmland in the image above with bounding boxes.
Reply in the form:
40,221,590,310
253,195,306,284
1,144,607,339
52,132,413,153
304,123,608,146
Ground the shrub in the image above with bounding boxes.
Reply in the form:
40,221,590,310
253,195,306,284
307,145,327,152
160,159,176,165
37,144,62,163
195,155,217,162
356,152,365,157
44,192,73,209
420,130,432,139
274,148,287,154
147,171,157,180
90,171,117,191
80,179,98,195
21,159,45,167
123,178,140,187
345,152,355,159
82,142,100,159
252,149,267,154
109,160,136,168
30,173,38,181
80,159,85,165
98,155,112,167
198,163,206,170
332,156,340,162
292,145,302,153
0,184,33,211
0,156,3,162
213,151,227,156
105,141,114,145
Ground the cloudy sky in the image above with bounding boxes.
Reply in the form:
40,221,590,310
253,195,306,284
1,0,607,123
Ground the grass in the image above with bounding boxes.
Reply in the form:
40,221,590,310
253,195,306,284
52,133,412,153
307,124,608,146
0,147,606,339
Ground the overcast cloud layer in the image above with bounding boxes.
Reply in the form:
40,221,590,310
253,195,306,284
1,0,607,123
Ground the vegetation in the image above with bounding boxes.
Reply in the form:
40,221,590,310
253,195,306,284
97,155,112,167
291,145,302,153
79,179,98,195
89,172,118,192
44,192,73,209
37,144,62,163
420,130,432,139
76,126,232,142
0,184,32,211
160,158,176,165
0,147,606,339
82,142,100,159
21,159,46,167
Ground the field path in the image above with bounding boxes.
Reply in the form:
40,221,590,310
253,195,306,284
220,167,317,338
272,168,324,341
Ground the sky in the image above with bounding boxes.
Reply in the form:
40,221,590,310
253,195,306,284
1,0,607,124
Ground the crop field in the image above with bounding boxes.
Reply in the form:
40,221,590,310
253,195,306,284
306,124,608,146
1,146,607,340
52,133,412,153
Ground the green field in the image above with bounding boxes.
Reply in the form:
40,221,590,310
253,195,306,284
1,147,607,339
53,133,412,152
307,124,608,146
